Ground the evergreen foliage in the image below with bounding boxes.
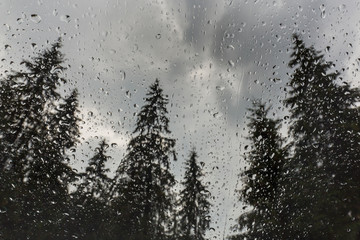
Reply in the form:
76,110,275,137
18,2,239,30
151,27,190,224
114,79,177,239
0,39,80,239
2,33,360,240
231,101,287,240
72,140,112,240
178,149,211,240
282,34,360,239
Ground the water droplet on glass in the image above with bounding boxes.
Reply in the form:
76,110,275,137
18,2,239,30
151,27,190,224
338,4,346,11
31,43,37,50
16,18,24,24
227,45,235,50
155,33,161,39
320,11,326,19
216,86,225,91
213,112,223,119
30,14,41,23
3,24,11,31
60,15,71,23
50,66,62,74
119,70,126,81
319,4,326,18
228,60,235,67
4,45,11,50
53,9,58,16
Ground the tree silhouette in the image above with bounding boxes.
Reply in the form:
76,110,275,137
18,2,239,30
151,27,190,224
0,39,80,239
178,149,211,240
72,140,112,240
79,140,111,199
283,34,360,239
114,79,176,239
231,100,287,240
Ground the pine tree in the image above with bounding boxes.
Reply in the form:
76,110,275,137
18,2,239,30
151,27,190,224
80,140,111,199
283,34,360,239
231,101,287,240
114,79,176,239
178,149,211,240
72,140,112,240
0,39,80,239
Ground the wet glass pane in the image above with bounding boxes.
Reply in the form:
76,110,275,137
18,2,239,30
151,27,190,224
0,1,359,239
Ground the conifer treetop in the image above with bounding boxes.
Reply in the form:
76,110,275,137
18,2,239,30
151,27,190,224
134,79,171,135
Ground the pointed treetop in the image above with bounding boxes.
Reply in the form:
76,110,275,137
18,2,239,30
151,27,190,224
87,139,111,177
288,33,327,71
134,78,171,135
21,38,65,74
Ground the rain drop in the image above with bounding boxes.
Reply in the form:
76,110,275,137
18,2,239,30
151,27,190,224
3,24,10,31
30,14,41,23
213,112,223,119
16,18,24,24
338,4,346,11
216,86,225,91
319,4,326,18
227,45,235,50
31,43,37,50
119,70,126,81
320,11,326,19
60,15,71,23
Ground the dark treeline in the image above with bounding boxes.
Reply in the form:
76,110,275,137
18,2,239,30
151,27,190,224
231,34,360,239
1,33,360,240
0,40,210,240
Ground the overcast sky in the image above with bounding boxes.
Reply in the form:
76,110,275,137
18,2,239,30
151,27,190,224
1,0,360,238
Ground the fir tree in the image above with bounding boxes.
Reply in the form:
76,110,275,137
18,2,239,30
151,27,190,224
79,140,111,199
178,149,211,240
283,34,360,239
231,101,287,240
72,140,112,240
114,79,176,239
0,39,80,239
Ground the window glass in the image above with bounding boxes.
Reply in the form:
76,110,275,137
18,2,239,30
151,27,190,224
0,1,359,239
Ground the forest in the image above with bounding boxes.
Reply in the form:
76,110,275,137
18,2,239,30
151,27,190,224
1,33,360,240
